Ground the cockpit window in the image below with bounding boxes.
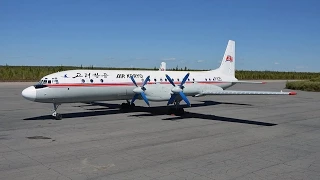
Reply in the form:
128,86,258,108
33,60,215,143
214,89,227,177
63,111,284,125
43,80,47,84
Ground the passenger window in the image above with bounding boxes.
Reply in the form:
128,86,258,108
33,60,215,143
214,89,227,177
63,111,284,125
160,78,163,81
205,78,207,81
192,78,195,81
188,78,190,81
100,79,104,83
209,78,211,81
154,79,156,82
165,79,167,81
82,79,85,83
177,78,180,81
90,79,93,83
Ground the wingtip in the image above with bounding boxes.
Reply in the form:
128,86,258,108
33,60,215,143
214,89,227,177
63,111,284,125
289,92,297,95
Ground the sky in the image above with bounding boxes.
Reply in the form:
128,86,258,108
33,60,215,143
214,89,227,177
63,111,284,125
0,0,319,72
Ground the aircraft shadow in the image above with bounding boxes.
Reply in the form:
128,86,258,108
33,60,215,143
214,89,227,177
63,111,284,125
23,109,122,120
23,100,251,119
23,100,275,127
24,101,277,126
80,100,252,111
130,112,276,126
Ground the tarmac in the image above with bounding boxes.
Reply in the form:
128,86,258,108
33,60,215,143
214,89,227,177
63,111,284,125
0,81,319,180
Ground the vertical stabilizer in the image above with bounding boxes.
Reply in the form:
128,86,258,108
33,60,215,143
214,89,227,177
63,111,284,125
159,62,166,71
218,40,235,77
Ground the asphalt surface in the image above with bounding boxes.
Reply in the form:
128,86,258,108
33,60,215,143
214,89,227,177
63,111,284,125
0,81,319,180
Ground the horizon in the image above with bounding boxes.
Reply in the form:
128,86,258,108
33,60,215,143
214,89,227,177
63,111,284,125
1,64,319,73
1,0,319,72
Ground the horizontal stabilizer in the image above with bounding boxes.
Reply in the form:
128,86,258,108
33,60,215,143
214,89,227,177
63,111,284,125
230,81,266,84
195,90,296,96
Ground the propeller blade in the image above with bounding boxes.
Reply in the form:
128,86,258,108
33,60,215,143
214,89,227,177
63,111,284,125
180,73,190,86
140,92,150,106
130,76,138,87
131,94,139,104
165,74,175,86
142,76,150,87
167,94,177,106
179,91,191,107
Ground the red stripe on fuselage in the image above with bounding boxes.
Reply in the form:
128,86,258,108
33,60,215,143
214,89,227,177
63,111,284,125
45,81,226,87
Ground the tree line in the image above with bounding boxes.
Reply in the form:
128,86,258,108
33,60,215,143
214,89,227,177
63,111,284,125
0,65,319,81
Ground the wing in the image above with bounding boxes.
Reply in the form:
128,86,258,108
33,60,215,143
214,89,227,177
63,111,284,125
195,90,296,97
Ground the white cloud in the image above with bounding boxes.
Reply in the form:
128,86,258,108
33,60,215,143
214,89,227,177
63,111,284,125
274,62,279,65
197,60,204,63
161,57,176,61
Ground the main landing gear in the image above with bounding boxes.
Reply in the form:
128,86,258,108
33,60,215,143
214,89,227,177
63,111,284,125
52,103,62,120
120,100,135,111
168,100,185,116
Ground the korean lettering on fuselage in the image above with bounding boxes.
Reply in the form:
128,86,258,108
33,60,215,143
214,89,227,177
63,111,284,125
72,72,109,78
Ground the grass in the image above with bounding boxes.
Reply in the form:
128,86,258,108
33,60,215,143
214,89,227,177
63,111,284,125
285,77,320,92
0,65,320,82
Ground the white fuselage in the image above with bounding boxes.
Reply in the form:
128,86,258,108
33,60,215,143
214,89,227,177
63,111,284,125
22,69,237,104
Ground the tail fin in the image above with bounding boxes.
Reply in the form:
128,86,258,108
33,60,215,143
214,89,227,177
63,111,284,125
218,40,235,77
159,62,166,71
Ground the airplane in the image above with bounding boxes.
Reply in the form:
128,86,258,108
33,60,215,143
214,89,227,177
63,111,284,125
22,40,297,120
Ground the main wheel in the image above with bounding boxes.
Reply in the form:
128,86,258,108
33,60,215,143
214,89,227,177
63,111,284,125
175,108,185,116
130,103,135,109
120,103,129,109
120,103,131,112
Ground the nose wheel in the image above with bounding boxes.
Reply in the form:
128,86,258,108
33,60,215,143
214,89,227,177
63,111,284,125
52,103,62,120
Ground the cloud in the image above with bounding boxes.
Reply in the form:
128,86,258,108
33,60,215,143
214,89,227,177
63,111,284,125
274,62,279,65
197,60,204,63
161,57,176,61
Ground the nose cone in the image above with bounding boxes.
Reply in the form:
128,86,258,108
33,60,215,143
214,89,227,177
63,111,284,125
22,86,36,101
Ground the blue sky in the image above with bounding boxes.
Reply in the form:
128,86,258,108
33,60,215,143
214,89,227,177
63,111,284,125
1,0,319,72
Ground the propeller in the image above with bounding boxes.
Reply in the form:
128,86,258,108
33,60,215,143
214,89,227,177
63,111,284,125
165,73,191,106
130,75,150,106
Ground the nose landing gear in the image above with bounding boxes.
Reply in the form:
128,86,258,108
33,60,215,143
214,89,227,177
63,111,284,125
52,103,62,120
